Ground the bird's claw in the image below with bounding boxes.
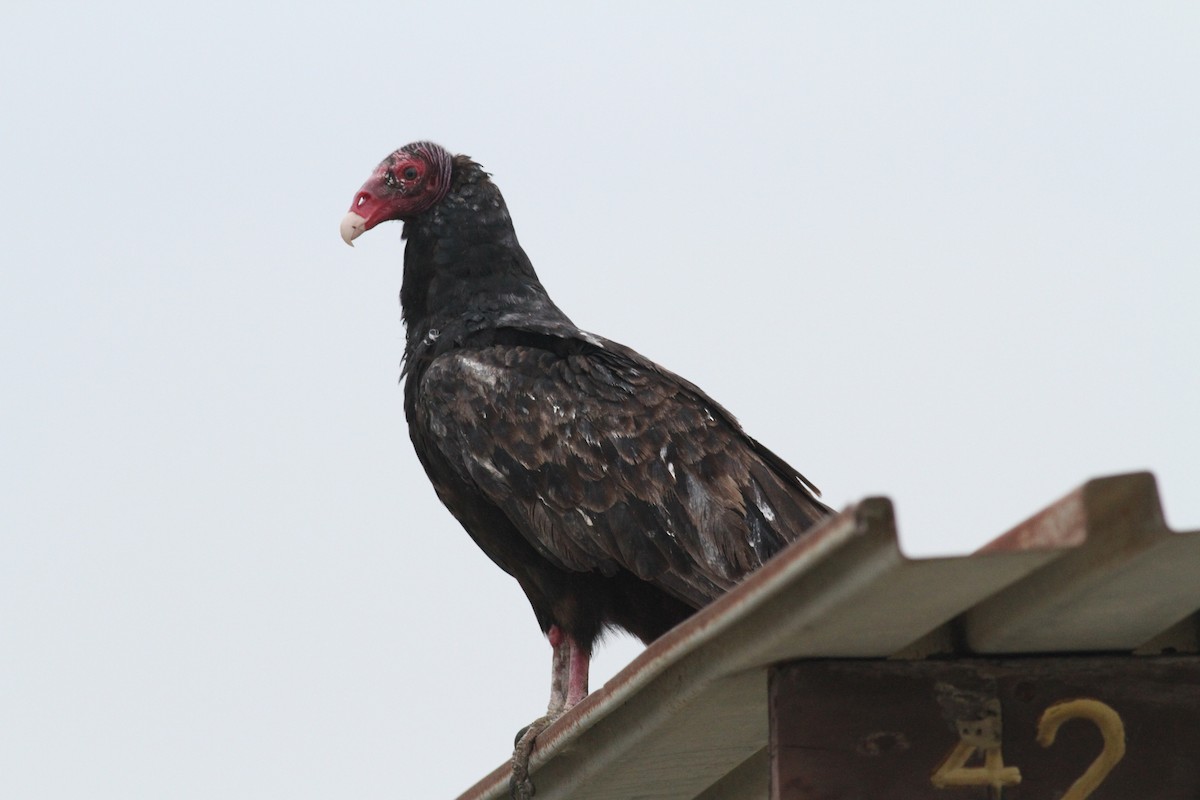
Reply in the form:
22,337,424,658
510,713,556,799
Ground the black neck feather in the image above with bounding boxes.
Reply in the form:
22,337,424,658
400,156,572,357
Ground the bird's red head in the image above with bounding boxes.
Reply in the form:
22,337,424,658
340,141,454,246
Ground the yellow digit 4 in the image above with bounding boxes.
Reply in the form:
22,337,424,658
931,742,1022,790
931,696,1021,792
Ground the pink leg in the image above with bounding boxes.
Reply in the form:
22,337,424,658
546,625,569,714
512,625,576,800
564,638,590,708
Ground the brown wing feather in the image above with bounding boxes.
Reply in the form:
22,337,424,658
414,337,830,608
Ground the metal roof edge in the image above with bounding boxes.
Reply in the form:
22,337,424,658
966,471,1200,652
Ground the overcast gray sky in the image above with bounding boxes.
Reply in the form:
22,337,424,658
3,3,1198,798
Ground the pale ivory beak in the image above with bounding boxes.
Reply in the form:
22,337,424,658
340,212,368,246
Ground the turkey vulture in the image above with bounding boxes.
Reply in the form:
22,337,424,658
340,141,831,794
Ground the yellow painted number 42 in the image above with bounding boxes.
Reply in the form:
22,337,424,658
931,698,1125,800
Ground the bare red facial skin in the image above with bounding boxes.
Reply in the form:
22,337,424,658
345,143,453,233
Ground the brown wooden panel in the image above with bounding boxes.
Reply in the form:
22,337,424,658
770,657,1200,800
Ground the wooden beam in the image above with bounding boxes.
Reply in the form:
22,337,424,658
770,657,1200,799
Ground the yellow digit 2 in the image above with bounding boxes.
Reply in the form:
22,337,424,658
1036,699,1126,800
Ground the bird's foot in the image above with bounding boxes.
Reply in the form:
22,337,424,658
509,627,590,798
509,711,560,800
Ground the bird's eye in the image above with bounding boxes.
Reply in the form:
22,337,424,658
403,167,419,180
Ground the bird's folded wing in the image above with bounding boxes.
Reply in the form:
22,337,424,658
415,340,827,607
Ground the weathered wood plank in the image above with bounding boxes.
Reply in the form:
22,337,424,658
770,657,1200,800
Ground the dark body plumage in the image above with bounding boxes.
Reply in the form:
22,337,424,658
391,151,832,653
